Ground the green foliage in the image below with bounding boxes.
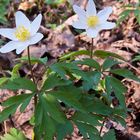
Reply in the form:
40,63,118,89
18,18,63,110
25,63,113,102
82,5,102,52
1,43,139,140
0,0,10,24
18,56,48,65
118,2,140,25
1,128,27,140
0,93,34,122
103,129,116,140
45,0,64,5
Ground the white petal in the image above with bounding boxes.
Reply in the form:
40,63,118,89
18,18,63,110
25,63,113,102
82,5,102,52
73,5,86,21
15,11,31,30
31,14,42,36
0,41,24,53
0,28,17,41
100,21,116,30
16,41,30,54
86,0,96,16
86,27,100,38
29,33,43,45
72,20,87,29
97,7,113,22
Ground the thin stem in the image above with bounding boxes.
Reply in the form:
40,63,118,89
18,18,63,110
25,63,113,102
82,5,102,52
99,119,106,136
90,38,94,59
27,46,37,107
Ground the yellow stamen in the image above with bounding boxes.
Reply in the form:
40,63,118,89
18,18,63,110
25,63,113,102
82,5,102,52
87,16,99,27
15,26,30,41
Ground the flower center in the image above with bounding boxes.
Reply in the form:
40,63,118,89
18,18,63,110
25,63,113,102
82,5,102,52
87,16,99,27
15,26,30,41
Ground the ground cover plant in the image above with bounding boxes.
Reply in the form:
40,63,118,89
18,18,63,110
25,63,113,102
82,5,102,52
0,0,140,140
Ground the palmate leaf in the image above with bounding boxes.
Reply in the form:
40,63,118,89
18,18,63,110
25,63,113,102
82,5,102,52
94,50,125,61
50,62,79,79
56,120,73,140
102,58,120,71
105,76,127,108
41,94,66,124
42,73,71,91
103,129,116,140
72,112,101,126
18,56,48,65
34,96,56,140
110,69,140,82
1,128,27,140
0,104,18,123
74,58,101,70
59,50,90,61
2,77,37,92
35,94,72,140
80,95,113,116
0,93,34,122
74,121,101,140
47,85,86,112
82,71,101,91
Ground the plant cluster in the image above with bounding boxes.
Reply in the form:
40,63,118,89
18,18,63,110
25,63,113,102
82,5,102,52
0,0,140,140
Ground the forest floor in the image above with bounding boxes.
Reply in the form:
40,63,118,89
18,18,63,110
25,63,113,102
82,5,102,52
0,0,140,139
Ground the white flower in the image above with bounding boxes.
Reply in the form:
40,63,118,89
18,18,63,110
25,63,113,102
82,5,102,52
0,11,43,54
72,0,116,38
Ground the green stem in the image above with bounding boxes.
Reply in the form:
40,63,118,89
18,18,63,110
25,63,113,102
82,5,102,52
90,38,94,59
27,46,37,107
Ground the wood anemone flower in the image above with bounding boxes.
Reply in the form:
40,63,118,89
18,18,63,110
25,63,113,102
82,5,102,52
0,11,43,54
72,0,116,38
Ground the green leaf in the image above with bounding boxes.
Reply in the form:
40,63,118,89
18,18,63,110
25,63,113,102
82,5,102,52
59,50,90,61
0,104,18,123
88,98,112,115
34,97,56,140
42,94,66,124
20,94,34,112
45,0,64,5
72,112,101,126
105,76,127,108
42,74,71,91
2,77,37,92
75,58,101,70
2,93,33,107
0,77,8,87
74,121,101,140
110,69,140,82
1,128,27,140
18,56,48,65
11,63,22,79
103,129,116,140
47,85,86,112
102,58,119,71
82,71,101,91
56,121,73,140
94,50,125,61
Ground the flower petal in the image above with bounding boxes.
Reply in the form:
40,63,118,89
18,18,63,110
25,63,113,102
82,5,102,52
97,7,113,22
0,28,17,41
86,27,100,38
72,20,87,29
73,5,86,21
0,41,24,53
86,0,96,16
100,21,116,30
16,41,30,54
15,11,31,30
29,33,43,45
31,14,42,36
